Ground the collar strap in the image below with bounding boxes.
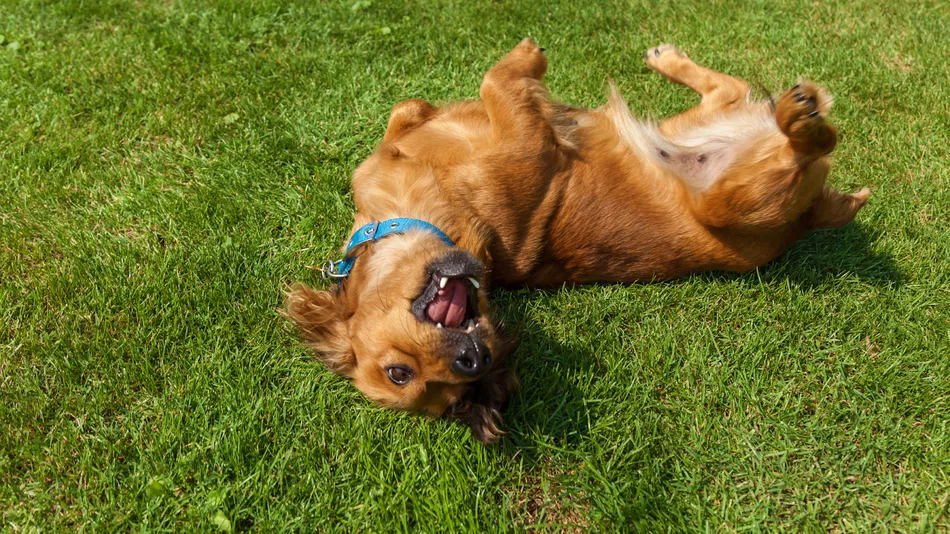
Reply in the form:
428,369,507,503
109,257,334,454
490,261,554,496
322,218,455,279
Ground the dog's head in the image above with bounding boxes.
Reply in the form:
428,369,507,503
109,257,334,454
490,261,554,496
285,232,518,443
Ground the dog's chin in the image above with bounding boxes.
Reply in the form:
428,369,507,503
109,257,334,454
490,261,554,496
444,323,521,444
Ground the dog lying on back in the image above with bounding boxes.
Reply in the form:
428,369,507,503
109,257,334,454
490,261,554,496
285,40,870,442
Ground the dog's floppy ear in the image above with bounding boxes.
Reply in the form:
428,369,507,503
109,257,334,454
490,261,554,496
448,327,521,444
284,283,355,376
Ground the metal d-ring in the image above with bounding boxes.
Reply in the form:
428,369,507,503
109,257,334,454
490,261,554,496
319,258,348,279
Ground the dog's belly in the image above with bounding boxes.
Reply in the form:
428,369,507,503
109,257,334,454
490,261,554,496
472,114,803,286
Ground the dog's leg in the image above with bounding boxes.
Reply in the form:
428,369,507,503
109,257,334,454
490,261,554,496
645,44,751,117
383,98,437,142
468,39,567,280
696,81,867,231
803,186,872,229
775,81,837,160
479,38,555,147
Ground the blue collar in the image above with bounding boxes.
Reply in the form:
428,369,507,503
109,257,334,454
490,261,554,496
320,218,455,279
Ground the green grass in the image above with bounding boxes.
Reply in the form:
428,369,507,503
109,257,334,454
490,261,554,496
2,0,949,531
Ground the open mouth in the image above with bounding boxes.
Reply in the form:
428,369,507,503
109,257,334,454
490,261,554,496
410,251,485,332
423,275,479,330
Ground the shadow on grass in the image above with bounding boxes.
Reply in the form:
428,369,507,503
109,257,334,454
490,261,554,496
694,221,902,288
782,221,901,286
438,290,601,455
502,317,599,453
476,220,897,453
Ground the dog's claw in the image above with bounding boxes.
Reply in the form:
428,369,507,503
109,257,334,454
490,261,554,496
776,80,834,148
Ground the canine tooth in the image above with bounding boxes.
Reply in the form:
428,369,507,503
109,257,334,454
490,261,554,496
436,323,443,329
439,277,448,289
468,277,480,289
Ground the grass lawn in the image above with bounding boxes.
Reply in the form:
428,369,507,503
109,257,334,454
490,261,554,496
2,0,949,531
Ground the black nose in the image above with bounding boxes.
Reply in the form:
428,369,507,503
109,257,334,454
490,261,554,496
452,345,491,378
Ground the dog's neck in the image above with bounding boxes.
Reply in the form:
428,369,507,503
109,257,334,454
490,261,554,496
349,150,491,266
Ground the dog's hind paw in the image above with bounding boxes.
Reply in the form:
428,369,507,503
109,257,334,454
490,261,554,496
776,80,836,153
805,186,872,229
852,187,872,205
644,44,693,81
644,43,686,68
781,80,832,116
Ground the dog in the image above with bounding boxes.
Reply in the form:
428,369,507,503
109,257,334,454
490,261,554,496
285,40,870,443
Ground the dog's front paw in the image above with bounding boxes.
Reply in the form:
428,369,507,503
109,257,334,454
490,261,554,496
776,80,836,152
515,37,544,55
492,38,547,80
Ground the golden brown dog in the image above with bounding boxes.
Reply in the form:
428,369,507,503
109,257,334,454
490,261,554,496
285,40,870,442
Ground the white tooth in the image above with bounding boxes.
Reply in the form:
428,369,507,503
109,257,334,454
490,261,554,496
439,277,448,289
468,277,480,289
466,319,475,332
436,323,443,329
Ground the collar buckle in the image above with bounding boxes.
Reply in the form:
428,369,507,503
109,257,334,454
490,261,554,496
318,258,349,280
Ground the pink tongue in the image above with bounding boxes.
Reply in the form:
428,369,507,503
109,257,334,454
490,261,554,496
425,279,467,328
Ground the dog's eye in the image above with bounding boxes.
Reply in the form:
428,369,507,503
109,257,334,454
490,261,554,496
386,366,414,385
